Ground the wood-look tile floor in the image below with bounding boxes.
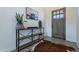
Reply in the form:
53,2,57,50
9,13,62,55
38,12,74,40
19,37,79,52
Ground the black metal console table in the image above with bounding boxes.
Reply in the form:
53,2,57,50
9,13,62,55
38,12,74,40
16,24,44,51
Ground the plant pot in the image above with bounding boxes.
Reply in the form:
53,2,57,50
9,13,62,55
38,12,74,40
18,20,22,24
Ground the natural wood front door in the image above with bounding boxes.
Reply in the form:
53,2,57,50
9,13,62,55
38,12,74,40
52,8,66,39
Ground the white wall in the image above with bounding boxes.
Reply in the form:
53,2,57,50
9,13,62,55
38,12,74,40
66,7,77,42
44,7,61,37
0,7,26,51
44,7,77,42
0,7,44,51
77,8,79,48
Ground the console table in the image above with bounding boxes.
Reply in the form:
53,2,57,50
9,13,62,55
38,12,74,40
16,24,44,51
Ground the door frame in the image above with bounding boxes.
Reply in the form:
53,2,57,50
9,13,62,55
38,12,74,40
51,7,66,40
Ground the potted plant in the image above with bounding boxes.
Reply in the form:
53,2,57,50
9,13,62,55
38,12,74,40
16,12,23,24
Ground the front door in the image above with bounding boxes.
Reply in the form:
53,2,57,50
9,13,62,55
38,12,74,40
52,8,66,40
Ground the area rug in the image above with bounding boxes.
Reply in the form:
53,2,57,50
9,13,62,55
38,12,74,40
33,40,75,52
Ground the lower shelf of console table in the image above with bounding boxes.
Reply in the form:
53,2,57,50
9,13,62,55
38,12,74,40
16,25,44,52
17,38,44,51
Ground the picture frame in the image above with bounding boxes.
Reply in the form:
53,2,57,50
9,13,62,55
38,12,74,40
26,7,38,20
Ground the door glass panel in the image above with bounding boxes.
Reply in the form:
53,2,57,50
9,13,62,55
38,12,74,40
60,14,64,19
53,15,57,19
60,10,64,13
53,12,56,15
57,11,59,14
57,14,60,19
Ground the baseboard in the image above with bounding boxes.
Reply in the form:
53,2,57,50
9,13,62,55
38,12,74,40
10,49,17,52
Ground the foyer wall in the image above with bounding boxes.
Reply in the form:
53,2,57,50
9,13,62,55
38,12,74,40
77,8,79,48
66,7,77,42
44,7,77,42
0,7,26,51
0,7,44,51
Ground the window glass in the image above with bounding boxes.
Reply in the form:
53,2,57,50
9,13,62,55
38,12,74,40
53,15,57,19
57,14,60,19
60,10,64,13
60,14,64,19
52,9,65,20
53,12,56,15
57,11,59,14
